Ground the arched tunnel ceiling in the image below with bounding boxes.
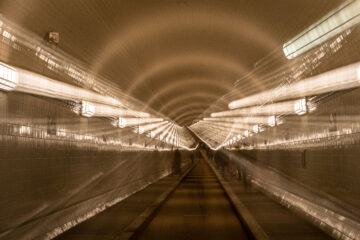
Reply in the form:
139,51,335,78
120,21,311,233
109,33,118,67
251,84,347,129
0,0,341,126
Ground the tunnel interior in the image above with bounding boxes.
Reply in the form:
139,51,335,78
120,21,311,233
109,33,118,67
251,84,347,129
0,0,360,239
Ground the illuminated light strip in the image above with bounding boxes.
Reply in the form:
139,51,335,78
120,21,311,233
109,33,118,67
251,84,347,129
164,125,174,144
170,132,177,145
229,62,360,109
159,124,173,141
81,101,95,117
137,121,168,133
164,125,178,145
13,66,123,107
169,128,180,142
213,99,300,117
2,62,164,125
283,0,360,59
1,58,194,148
0,47,194,146
151,122,172,138
203,116,269,125
116,117,163,128
0,16,140,109
0,62,18,91
154,124,173,140
91,103,151,118
162,124,172,143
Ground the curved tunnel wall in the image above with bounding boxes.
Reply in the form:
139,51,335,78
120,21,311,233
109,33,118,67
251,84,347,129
0,91,192,240
214,87,360,239
0,1,360,239
236,86,360,212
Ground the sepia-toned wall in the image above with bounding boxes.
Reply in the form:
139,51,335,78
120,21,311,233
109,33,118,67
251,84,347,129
0,91,192,240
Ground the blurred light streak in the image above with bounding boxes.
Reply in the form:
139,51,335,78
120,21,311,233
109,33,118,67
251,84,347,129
283,0,360,59
13,66,122,107
91,103,151,118
0,15,152,112
115,117,163,128
213,99,301,117
151,122,172,139
0,61,196,147
136,121,168,134
203,116,269,125
0,62,18,91
0,60,196,148
229,62,360,109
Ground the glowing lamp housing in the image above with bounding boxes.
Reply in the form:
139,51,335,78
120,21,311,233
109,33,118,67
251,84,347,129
118,117,127,128
283,0,360,59
244,130,249,137
294,98,307,115
0,63,18,91
81,101,95,117
138,126,144,134
268,116,276,127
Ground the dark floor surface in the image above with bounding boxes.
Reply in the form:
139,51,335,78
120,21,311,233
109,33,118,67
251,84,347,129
54,173,183,240
225,177,334,240
209,155,334,240
55,156,334,240
134,160,249,240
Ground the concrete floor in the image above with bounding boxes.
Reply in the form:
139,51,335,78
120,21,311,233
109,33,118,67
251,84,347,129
225,177,333,240
54,174,184,240
54,157,334,240
134,160,249,240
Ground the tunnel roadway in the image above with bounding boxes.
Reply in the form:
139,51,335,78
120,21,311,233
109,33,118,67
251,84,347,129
55,156,333,240
133,159,249,240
